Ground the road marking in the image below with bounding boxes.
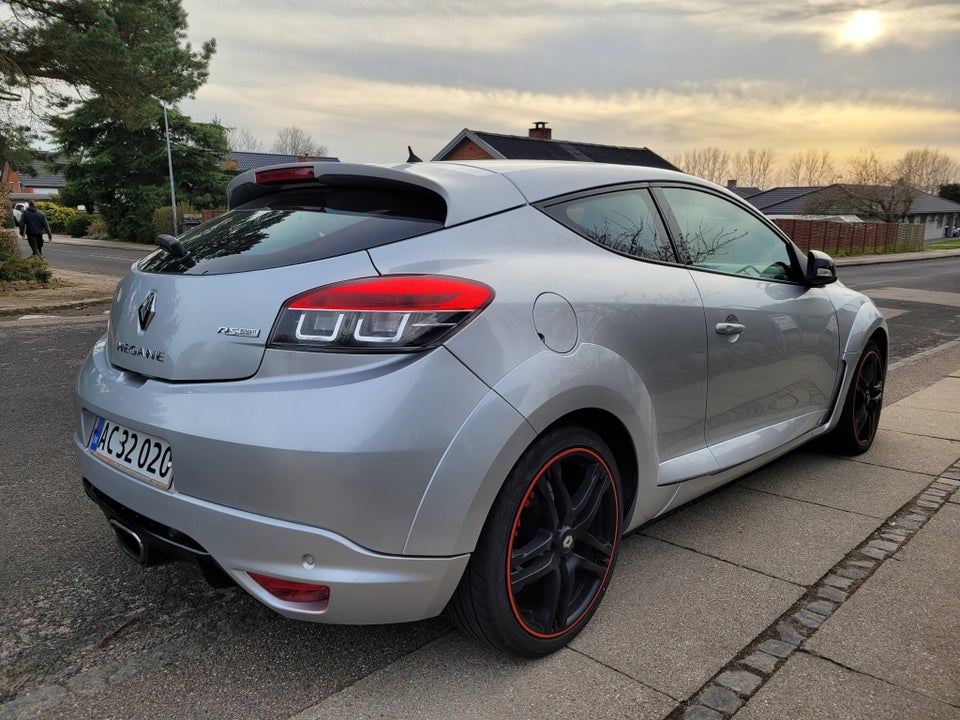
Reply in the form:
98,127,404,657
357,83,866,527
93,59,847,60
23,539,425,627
875,307,908,320
865,287,960,308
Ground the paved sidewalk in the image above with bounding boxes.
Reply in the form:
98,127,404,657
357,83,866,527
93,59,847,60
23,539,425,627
834,247,960,266
42,233,149,252
288,370,960,720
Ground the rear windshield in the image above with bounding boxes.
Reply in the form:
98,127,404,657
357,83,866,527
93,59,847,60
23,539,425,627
137,186,446,275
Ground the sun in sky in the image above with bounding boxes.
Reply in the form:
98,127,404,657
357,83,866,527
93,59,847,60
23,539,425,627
837,10,885,49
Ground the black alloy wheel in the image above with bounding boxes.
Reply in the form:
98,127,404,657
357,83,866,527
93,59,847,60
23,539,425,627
448,425,622,656
852,347,884,446
827,339,885,455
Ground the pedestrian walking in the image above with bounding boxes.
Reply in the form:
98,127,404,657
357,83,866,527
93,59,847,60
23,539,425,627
18,200,53,257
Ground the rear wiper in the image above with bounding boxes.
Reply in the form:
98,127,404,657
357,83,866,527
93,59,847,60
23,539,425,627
155,234,196,267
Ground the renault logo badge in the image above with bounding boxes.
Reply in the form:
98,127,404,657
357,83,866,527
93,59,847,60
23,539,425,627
138,290,157,332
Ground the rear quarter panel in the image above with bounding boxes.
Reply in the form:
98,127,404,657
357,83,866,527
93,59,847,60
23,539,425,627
370,207,709,535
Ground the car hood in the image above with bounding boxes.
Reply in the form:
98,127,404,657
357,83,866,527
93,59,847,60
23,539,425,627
107,251,379,381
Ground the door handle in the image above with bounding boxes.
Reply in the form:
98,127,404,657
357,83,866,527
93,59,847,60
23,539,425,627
715,322,746,336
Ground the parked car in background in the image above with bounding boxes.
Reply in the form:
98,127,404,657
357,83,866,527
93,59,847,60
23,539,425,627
11,202,26,225
75,160,887,656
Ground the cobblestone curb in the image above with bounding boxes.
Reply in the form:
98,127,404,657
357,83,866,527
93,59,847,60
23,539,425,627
669,460,960,720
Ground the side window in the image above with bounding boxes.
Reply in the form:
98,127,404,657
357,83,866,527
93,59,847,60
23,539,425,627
660,187,795,280
546,189,676,262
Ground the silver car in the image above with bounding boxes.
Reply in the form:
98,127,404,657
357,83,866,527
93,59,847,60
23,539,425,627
75,160,886,656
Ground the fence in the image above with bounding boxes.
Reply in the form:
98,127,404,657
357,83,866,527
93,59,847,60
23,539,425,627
773,219,925,256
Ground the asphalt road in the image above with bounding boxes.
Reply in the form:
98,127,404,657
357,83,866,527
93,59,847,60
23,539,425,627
0,315,447,719
1,255,959,718
17,235,150,276
837,256,960,363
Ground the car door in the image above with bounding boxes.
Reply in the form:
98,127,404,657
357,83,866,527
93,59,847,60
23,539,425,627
541,187,709,479
655,185,840,468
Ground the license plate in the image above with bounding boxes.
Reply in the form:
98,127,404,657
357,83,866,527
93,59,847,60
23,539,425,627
88,417,173,489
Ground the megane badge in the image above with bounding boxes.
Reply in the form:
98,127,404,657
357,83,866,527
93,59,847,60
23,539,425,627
138,290,157,332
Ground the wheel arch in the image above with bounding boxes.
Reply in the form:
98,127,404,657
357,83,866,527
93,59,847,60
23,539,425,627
869,326,889,364
404,345,664,557
837,294,888,360
538,408,639,526
823,300,888,434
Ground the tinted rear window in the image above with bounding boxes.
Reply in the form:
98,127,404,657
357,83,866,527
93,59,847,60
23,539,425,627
138,186,446,275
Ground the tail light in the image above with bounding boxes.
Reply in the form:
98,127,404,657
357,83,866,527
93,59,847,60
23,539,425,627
268,275,494,352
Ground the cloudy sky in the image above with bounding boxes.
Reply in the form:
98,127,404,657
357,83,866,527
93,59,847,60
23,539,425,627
178,0,960,170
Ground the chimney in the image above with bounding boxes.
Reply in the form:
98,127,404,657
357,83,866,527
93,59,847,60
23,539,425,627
529,121,552,140
726,179,737,189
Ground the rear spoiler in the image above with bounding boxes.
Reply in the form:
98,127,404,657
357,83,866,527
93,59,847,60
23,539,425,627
226,161,527,227
226,162,448,210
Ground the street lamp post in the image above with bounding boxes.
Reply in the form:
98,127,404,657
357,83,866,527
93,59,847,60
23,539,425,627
163,106,178,235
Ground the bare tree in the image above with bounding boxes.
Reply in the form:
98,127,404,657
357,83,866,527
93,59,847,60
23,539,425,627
838,146,918,222
673,147,731,185
786,149,836,185
845,145,894,185
272,125,327,157
227,124,264,153
894,147,959,195
730,148,777,189
802,182,916,223
675,144,957,200
801,148,915,222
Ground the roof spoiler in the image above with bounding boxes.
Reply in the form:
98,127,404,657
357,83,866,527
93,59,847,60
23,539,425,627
226,162,446,210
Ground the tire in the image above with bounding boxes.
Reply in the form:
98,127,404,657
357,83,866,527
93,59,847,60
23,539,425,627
448,425,622,656
826,340,885,455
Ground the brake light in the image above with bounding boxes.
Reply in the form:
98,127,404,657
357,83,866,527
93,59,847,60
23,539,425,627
269,275,494,352
255,166,315,185
248,572,330,605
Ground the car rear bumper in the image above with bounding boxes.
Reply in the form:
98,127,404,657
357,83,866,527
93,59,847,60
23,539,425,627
75,338,494,554
76,444,469,624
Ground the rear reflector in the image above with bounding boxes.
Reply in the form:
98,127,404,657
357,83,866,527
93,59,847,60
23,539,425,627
248,572,330,605
269,275,494,352
255,166,316,185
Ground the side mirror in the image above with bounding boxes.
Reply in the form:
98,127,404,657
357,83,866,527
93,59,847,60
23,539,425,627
805,249,837,287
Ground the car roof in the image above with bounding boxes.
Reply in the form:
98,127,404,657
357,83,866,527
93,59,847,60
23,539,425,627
227,160,720,227
409,160,707,203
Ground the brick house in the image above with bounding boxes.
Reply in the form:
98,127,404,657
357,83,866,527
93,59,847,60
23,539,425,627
433,122,679,170
2,159,66,202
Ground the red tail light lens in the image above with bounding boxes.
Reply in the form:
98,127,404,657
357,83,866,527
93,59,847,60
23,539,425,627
269,275,494,352
248,572,330,605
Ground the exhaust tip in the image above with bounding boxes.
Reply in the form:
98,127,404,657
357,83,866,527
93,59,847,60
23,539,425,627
109,519,147,564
